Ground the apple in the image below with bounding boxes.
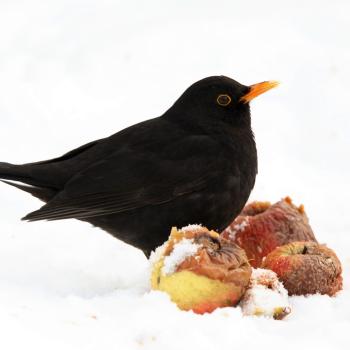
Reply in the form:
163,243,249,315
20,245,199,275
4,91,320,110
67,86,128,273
240,268,291,320
150,225,252,314
262,241,342,296
221,197,317,267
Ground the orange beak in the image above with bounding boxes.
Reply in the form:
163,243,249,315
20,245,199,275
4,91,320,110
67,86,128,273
240,81,279,103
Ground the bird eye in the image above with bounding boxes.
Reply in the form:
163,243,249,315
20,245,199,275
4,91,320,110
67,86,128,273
217,94,232,106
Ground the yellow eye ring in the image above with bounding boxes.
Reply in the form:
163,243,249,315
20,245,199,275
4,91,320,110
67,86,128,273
217,94,232,106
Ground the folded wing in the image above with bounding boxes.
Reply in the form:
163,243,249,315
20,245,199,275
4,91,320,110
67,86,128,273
23,136,224,221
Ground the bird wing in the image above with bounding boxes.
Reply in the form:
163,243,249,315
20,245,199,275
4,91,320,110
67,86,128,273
22,135,227,221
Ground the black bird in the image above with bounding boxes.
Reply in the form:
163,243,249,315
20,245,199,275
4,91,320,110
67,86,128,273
0,76,278,256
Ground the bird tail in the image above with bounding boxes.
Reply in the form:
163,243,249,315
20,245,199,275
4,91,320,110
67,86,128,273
0,162,31,183
0,162,56,202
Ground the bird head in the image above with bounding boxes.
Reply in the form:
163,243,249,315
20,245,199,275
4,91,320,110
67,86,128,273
167,76,278,128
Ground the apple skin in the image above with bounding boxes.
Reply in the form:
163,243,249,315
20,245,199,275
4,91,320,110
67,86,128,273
262,241,342,296
221,197,317,268
151,263,244,314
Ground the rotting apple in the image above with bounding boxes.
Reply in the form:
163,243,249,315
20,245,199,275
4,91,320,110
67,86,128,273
221,197,317,268
262,241,342,296
150,225,252,314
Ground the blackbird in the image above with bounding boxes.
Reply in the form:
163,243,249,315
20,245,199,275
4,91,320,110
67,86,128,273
0,76,278,256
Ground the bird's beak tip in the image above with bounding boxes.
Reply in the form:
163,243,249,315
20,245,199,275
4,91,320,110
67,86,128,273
240,80,280,104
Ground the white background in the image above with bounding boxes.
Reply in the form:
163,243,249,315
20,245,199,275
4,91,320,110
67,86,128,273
0,1,349,349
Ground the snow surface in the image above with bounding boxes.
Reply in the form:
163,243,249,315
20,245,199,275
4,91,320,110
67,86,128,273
1,0,350,349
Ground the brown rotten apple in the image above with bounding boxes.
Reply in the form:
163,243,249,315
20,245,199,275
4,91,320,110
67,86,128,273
262,241,342,296
221,197,317,267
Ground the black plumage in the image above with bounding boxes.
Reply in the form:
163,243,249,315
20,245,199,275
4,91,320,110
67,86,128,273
0,76,278,256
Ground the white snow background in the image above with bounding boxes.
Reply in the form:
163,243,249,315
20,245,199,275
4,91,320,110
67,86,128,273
0,0,349,349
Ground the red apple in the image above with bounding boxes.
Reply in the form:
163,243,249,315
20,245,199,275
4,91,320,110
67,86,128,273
262,241,342,296
221,197,317,267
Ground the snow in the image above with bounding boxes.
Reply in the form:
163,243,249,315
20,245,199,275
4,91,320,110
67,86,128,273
0,0,350,349
226,217,250,240
161,239,201,275
149,242,167,270
180,224,203,232
241,268,291,318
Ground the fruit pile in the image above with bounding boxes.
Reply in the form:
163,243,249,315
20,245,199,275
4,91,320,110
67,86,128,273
150,197,343,319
